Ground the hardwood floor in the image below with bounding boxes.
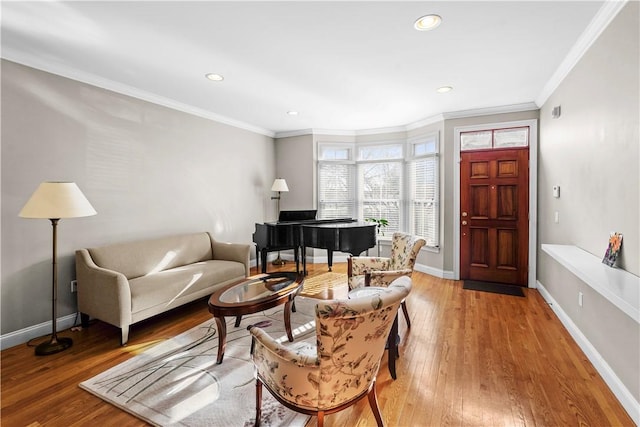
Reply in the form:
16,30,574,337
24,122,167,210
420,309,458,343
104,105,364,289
1,263,633,426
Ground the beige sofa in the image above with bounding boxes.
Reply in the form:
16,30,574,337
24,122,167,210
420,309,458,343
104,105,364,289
76,232,250,345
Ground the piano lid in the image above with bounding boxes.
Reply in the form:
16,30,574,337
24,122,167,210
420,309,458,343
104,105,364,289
278,209,317,222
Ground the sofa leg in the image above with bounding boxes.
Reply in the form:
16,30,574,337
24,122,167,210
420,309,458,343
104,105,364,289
121,326,130,346
80,313,90,328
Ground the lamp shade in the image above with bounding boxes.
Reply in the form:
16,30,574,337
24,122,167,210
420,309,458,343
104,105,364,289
271,178,289,192
19,182,97,219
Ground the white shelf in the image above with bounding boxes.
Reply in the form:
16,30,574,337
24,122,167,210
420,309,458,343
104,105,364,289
541,244,639,324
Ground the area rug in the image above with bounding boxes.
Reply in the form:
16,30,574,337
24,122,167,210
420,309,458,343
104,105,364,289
463,280,526,297
80,298,319,427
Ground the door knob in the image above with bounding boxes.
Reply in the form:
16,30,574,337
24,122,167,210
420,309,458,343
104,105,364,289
462,212,468,217
462,220,468,226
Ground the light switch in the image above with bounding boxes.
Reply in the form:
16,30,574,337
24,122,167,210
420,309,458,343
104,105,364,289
553,185,560,198
554,211,559,223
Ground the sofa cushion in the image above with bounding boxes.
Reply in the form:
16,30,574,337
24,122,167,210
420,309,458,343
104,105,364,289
128,259,244,313
88,233,213,279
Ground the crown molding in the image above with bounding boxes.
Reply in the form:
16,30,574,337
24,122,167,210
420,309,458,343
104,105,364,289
405,113,446,131
6,48,550,140
275,128,354,139
535,0,627,107
354,124,413,136
274,104,538,139
1,52,276,138
442,102,539,120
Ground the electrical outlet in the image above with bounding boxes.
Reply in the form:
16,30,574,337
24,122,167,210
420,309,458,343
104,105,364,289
578,291,583,307
71,280,77,293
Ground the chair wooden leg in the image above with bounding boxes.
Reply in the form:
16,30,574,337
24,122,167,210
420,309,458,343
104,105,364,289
317,411,325,427
254,378,262,427
367,382,384,427
401,300,411,329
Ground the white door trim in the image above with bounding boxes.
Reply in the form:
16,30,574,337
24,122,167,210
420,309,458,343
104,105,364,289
453,119,538,287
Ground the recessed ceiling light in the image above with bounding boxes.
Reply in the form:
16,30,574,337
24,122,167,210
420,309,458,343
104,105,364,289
414,14,442,31
287,111,299,116
205,73,224,81
437,86,453,93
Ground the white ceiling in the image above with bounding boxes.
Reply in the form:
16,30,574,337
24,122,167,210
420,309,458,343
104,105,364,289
1,1,612,137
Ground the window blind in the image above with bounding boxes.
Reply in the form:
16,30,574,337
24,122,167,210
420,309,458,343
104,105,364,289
359,161,402,234
409,156,439,247
318,162,356,219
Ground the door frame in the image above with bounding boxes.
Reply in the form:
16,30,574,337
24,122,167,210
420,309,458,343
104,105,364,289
453,119,538,288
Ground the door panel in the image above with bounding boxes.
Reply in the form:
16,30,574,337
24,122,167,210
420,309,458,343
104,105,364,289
497,159,518,177
460,148,529,286
470,185,490,218
470,227,489,267
497,185,517,219
496,228,517,270
471,161,489,178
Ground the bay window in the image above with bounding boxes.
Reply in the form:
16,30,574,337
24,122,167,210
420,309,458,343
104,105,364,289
317,133,439,248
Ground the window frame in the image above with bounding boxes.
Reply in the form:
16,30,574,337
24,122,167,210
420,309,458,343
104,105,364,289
317,132,440,248
406,133,439,248
317,143,357,219
460,125,529,151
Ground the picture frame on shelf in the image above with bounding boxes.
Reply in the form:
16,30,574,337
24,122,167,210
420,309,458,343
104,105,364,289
602,232,623,267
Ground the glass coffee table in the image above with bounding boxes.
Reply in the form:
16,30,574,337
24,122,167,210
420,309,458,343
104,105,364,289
208,272,304,364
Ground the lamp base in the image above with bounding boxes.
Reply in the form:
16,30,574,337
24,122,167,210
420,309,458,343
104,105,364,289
272,256,286,266
35,336,72,356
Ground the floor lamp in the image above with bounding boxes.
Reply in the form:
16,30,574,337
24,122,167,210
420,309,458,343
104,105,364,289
19,182,97,356
270,178,289,266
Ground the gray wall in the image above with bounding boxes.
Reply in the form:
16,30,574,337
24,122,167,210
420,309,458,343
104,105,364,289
274,134,314,213
1,60,276,335
537,1,639,404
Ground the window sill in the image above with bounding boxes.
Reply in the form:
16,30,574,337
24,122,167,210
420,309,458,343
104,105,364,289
376,236,439,253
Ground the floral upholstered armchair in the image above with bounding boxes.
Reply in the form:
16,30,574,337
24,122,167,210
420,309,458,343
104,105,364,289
248,276,412,427
347,232,426,328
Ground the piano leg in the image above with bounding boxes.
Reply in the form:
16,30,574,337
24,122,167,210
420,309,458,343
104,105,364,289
302,246,307,275
260,249,268,274
327,249,334,271
294,247,300,274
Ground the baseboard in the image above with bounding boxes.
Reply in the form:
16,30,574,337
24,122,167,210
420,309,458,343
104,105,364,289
1,313,79,351
536,280,639,426
414,263,454,279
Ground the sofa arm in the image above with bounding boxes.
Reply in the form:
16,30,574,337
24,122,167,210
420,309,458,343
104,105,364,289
211,237,251,277
75,249,132,329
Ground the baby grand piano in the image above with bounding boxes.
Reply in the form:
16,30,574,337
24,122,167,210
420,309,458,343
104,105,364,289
252,210,376,275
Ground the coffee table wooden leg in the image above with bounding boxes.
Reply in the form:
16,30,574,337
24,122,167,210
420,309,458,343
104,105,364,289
215,316,227,364
284,299,294,342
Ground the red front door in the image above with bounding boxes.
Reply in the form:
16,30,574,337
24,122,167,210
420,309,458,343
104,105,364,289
460,148,529,286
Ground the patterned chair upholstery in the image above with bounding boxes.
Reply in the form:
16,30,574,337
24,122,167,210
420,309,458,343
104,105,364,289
248,276,412,427
347,232,426,328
